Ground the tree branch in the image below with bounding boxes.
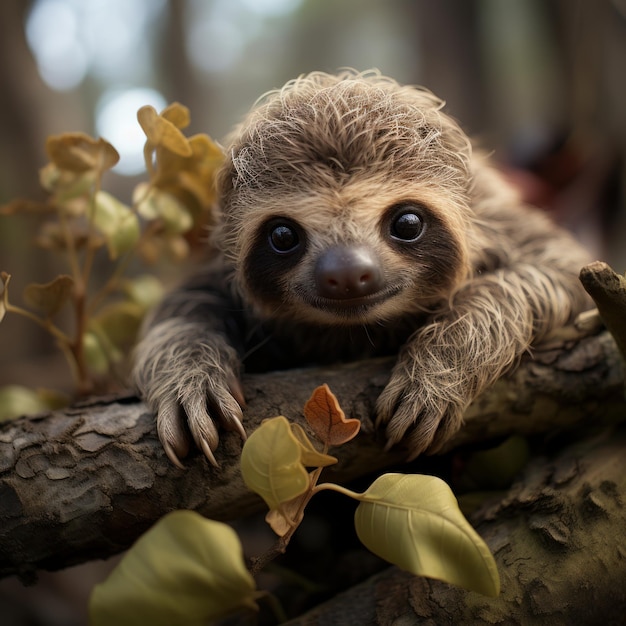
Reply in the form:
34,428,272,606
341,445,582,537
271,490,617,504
283,423,626,625
0,319,623,582
580,261,626,362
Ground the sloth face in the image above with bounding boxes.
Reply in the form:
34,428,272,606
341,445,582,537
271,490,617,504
239,185,469,325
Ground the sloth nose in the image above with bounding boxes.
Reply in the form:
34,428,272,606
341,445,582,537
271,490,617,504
315,245,383,299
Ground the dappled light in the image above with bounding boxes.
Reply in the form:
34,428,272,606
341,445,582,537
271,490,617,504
96,88,168,175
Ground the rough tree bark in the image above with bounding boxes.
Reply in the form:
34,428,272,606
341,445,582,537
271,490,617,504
284,424,626,625
0,319,623,583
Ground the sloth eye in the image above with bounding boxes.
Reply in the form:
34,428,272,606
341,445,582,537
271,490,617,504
390,206,425,242
269,221,300,253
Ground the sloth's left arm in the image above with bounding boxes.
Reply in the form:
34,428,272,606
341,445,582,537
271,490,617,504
376,210,592,459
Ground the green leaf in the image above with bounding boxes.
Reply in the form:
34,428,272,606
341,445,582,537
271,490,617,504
93,191,140,258
134,186,193,234
289,423,338,468
0,385,48,422
353,473,500,597
122,275,164,310
89,511,257,626
82,331,110,375
240,416,310,511
23,275,74,318
90,301,144,349
39,163,96,202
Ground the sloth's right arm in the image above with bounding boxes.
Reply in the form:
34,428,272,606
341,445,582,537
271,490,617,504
132,265,247,468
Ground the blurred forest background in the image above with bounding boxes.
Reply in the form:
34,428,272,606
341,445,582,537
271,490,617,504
0,0,625,623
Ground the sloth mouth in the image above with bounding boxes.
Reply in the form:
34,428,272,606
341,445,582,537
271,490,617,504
308,286,403,318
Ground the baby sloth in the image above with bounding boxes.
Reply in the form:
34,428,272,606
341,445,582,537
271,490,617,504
133,70,591,468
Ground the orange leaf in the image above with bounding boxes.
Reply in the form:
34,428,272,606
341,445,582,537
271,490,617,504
303,384,361,446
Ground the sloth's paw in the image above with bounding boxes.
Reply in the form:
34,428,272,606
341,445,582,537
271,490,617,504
133,321,246,468
375,369,464,460
155,372,246,469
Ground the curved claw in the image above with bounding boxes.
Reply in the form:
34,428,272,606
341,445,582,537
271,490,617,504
200,438,219,467
227,374,246,409
163,440,186,470
157,401,191,468
225,413,247,441
184,393,221,465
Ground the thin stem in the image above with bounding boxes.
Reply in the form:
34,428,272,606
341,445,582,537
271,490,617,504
5,301,70,345
71,169,105,396
55,186,89,393
86,219,159,316
312,482,363,500
143,143,155,177
57,204,81,285
85,249,132,317
249,466,329,576
81,169,103,287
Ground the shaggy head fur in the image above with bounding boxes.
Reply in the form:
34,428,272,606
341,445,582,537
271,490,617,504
216,70,474,325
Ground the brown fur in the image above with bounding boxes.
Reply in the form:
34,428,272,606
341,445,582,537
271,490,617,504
133,70,592,467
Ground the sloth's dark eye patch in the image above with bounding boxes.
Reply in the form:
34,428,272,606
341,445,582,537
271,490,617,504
269,221,300,253
389,204,426,242
245,217,306,305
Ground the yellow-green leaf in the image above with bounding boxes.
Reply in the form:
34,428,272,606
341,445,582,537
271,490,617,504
91,301,144,349
137,105,192,157
289,423,338,468
240,416,310,511
82,331,110,375
0,385,48,422
122,275,165,310
93,191,140,258
23,275,74,318
89,511,257,626
134,186,193,234
39,163,96,203
46,133,119,173
353,473,500,597
160,102,191,129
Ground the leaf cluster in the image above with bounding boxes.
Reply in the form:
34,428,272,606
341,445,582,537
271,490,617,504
0,103,223,411
89,385,499,625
